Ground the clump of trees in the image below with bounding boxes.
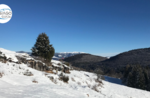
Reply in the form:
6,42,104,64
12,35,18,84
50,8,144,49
122,64,150,91
31,33,55,62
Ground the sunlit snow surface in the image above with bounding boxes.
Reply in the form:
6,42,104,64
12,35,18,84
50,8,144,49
0,48,150,98
0,62,150,98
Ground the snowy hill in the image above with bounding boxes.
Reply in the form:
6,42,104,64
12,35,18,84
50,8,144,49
55,52,84,58
0,48,150,98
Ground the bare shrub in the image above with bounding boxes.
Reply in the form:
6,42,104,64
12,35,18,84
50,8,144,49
87,94,89,97
95,78,102,83
53,79,57,84
86,82,91,88
87,84,91,88
48,76,57,84
95,78,103,87
59,72,63,77
0,72,3,78
59,75,69,83
24,70,33,76
19,66,22,69
48,76,54,81
32,79,38,83
77,82,81,85
92,84,99,92
57,63,61,66
71,78,75,82
32,80,38,83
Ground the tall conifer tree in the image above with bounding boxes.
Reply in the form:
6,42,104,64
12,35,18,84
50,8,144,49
31,33,55,62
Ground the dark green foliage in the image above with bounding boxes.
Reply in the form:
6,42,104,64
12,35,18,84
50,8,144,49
122,64,150,91
126,72,133,87
143,69,149,90
94,47,150,77
31,33,55,62
49,46,55,61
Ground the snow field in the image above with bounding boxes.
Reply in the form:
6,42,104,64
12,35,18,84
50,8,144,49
0,48,150,98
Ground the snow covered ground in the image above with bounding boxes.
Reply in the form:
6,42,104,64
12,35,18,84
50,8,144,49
0,48,32,62
0,62,150,98
0,48,150,98
0,62,103,98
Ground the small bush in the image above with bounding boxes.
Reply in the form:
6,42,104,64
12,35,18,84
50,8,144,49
60,75,69,83
24,70,33,76
95,79,103,87
0,73,3,78
48,76,57,84
87,84,91,88
48,76,54,81
92,84,99,92
59,72,63,77
77,82,81,85
71,77,75,82
32,78,38,83
32,80,38,83
53,79,57,84
57,63,61,66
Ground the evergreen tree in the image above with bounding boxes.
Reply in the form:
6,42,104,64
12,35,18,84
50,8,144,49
130,66,137,87
143,69,149,90
123,64,150,91
135,66,145,89
50,46,55,60
127,72,134,87
123,65,132,83
31,33,55,62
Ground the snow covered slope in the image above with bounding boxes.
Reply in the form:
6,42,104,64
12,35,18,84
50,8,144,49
0,48,32,62
0,48,150,98
0,61,150,98
0,62,103,98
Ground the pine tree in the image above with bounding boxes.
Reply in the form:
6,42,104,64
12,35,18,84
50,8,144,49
123,64,150,91
143,69,149,90
135,66,145,90
49,46,55,60
127,72,134,87
31,33,55,62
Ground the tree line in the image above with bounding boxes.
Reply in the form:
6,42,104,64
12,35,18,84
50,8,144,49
122,64,150,91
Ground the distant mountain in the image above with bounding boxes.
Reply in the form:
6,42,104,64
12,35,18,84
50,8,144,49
16,51,31,55
95,47,150,77
63,48,150,78
16,51,83,60
64,53,107,71
54,52,84,59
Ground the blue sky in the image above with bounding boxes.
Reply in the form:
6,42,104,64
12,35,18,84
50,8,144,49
0,0,150,56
